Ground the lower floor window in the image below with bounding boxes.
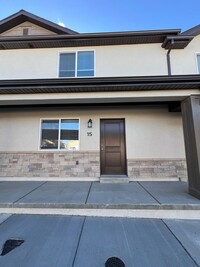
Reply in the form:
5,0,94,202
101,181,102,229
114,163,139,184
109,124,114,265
40,119,79,150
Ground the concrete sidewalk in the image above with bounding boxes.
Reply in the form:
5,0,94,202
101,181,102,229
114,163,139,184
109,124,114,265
0,181,200,219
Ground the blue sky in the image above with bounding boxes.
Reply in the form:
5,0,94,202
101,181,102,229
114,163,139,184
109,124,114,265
0,0,200,33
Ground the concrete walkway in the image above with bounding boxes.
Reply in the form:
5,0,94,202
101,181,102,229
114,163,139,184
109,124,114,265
0,181,200,219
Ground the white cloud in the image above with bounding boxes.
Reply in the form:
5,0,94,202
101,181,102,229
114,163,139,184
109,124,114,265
57,19,66,27
58,22,66,27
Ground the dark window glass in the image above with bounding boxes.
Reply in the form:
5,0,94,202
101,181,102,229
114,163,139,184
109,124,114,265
40,119,79,150
60,119,79,150
59,53,75,77
77,51,94,77
40,120,59,149
59,51,94,78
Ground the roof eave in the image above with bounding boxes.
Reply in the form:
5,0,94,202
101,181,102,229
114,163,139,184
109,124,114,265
0,29,183,50
0,75,200,94
162,35,194,49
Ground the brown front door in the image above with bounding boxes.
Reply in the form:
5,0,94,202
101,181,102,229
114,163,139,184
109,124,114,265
100,119,127,175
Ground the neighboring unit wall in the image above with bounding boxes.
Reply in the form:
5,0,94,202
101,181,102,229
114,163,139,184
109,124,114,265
0,106,186,179
171,35,200,75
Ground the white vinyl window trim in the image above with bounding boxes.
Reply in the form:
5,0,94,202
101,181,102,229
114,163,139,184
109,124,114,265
58,50,95,78
196,53,200,74
39,118,80,151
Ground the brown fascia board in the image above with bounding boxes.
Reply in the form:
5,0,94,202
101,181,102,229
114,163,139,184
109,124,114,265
0,75,200,94
162,35,194,49
0,29,181,49
80,29,181,36
0,29,181,40
0,9,78,35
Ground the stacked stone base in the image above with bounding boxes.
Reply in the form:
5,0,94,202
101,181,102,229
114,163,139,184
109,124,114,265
0,151,100,178
0,152,187,180
128,159,187,180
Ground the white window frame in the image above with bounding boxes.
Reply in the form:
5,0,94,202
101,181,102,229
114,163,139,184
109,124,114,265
39,118,80,151
58,50,95,78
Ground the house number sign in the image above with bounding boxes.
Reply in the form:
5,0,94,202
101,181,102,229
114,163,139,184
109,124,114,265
87,132,92,136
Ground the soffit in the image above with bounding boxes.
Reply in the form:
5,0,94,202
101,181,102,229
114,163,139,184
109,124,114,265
0,75,200,94
0,29,181,49
162,35,194,49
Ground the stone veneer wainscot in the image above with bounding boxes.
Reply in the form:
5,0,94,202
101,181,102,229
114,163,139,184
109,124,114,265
0,152,187,180
0,151,100,178
128,159,187,180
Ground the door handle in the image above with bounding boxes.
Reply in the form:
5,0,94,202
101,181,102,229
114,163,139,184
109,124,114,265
101,145,104,151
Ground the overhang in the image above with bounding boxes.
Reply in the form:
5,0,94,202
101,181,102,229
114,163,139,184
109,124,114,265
162,35,194,49
0,29,181,50
0,75,200,94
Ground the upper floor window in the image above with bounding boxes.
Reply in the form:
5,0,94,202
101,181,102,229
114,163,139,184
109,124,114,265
59,51,94,78
40,119,79,150
197,54,200,73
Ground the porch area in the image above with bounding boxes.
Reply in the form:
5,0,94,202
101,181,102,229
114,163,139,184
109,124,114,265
0,180,200,220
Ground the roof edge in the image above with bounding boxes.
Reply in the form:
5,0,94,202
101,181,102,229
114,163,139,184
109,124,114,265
162,35,194,49
0,28,183,50
1,74,200,86
0,9,78,35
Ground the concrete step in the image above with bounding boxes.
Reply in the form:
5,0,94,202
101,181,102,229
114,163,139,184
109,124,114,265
100,175,129,183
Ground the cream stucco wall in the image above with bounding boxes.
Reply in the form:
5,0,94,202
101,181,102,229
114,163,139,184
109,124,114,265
170,35,200,75
0,44,168,79
2,36,200,79
0,106,185,159
96,44,168,77
0,49,58,79
1,34,200,78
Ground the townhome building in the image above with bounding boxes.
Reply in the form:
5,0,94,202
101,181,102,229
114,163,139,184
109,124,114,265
0,10,200,198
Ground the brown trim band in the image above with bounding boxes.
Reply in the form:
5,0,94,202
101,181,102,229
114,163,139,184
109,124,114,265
0,75,200,94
